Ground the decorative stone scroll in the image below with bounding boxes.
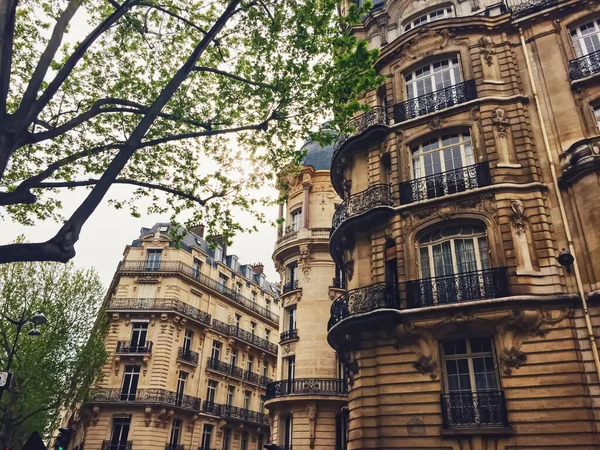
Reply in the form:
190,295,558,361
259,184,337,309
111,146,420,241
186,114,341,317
479,36,496,67
394,324,439,380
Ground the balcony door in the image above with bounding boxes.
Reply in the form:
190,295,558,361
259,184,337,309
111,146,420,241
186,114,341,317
183,329,193,355
176,371,187,406
442,337,503,426
418,223,490,304
201,424,213,450
211,340,222,361
571,20,600,58
405,57,461,101
169,419,182,450
110,417,130,450
411,133,475,200
120,365,140,401
145,249,162,271
130,322,148,352
226,385,235,406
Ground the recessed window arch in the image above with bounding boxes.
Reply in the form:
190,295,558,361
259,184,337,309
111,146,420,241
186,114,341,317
418,221,490,280
403,5,455,33
404,55,462,100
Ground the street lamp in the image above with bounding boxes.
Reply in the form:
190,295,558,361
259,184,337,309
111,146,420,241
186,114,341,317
0,310,48,396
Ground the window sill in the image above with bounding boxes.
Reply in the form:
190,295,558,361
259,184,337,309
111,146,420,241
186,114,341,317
441,426,512,437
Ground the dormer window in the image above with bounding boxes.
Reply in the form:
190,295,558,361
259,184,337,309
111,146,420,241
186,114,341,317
404,7,454,32
159,225,169,232
214,245,223,262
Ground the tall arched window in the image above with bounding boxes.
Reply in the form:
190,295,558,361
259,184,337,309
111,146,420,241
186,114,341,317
405,56,461,100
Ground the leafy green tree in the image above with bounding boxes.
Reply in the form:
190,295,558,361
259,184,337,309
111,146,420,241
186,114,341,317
0,0,381,263
0,260,107,448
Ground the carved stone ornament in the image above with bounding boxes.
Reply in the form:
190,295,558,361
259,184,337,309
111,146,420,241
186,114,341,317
394,324,439,379
145,407,152,426
282,343,296,355
479,36,496,66
496,309,569,374
343,260,354,282
402,194,497,225
395,29,466,65
155,408,173,427
492,108,510,137
299,244,312,281
91,406,100,425
307,404,317,448
376,15,388,46
511,199,527,236
428,116,443,130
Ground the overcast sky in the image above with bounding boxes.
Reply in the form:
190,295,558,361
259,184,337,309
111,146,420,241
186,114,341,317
1,186,280,289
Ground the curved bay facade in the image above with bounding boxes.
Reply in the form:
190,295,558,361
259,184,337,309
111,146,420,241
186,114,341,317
328,0,600,449
266,141,348,450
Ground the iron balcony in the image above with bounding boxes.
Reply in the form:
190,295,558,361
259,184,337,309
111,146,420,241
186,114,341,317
102,442,132,450
282,280,299,293
90,388,201,411
115,340,153,355
393,80,477,123
202,401,269,426
177,347,199,366
280,329,298,342
399,162,491,204
331,184,394,235
107,297,212,327
569,49,600,81
211,318,277,355
441,390,509,428
265,378,348,400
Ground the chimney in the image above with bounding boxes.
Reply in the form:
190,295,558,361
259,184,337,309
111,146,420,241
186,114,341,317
190,224,205,238
252,263,264,275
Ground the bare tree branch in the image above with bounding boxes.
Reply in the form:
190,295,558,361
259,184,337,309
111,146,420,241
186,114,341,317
137,2,207,34
193,66,276,89
0,0,19,114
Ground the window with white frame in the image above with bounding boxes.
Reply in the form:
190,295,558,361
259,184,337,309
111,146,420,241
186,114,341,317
571,19,600,58
291,208,303,231
412,133,474,180
419,223,490,279
593,104,600,132
214,245,223,262
405,56,462,100
404,6,454,32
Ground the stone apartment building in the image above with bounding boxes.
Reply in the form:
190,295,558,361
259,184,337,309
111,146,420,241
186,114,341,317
265,139,348,450
324,0,600,449
71,223,280,450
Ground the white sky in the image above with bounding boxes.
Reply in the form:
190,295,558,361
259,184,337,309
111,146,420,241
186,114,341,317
0,186,280,288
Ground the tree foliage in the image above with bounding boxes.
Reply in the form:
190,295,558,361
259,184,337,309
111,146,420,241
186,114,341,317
0,0,381,263
0,260,107,448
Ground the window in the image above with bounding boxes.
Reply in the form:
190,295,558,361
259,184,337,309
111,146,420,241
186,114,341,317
291,208,303,231
109,417,130,450
183,329,194,354
441,337,504,426
286,262,298,290
412,133,474,179
250,321,256,337
169,419,182,449
236,282,242,294
176,371,188,406
284,356,295,381
262,362,269,379
137,282,156,298
226,385,235,406
335,263,347,289
266,300,271,312
285,306,297,332
405,57,461,100
207,379,218,405
259,395,265,413
241,432,249,450
243,390,251,410
247,356,254,373
222,428,231,450
235,314,242,329
257,434,263,450
594,104,600,132
201,424,214,450
283,415,293,448
218,273,228,292
265,329,271,341
404,6,454,32
231,348,238,368
251,291,257,302
120,365,140,401
130,322,148,351
159,225,169,232
215,245,223,262
212,340,222,361
193,257,202,279
335,411,349,450
145,249,162,271
571,20,600,58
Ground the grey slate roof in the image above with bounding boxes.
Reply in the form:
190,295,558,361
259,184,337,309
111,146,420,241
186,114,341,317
299,132,335,170
132,222,279,298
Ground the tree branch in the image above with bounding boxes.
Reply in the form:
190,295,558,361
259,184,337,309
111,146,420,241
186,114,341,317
37,178,217,206
136,2,207,34
193,66,276,89
0,0,18,114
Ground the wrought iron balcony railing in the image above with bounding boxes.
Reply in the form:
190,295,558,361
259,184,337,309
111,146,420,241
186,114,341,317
219,404,269,426
332,278,346,289
282,280,299,294
211,319,277,354
90,388,201,411
328,282,399,330
265,378,348,400
406,267,509,309
569,49,600,81
280,329,298,342
202,400,221,415
102,441,132,450
165,445,184,450
115,340,153,355
394,80,477,123
441,391,508,428
332,184,394,234
399,162,491,204
333,106,389,159
506,0,560,19
177,347,199,365
206,357,244,379
119,261,279,323
107,297,212,326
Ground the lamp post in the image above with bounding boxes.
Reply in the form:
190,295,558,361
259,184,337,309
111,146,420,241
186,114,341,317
0,310,47,396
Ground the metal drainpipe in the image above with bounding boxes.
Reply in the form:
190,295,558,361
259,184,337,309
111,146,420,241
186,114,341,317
518,27,600,381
